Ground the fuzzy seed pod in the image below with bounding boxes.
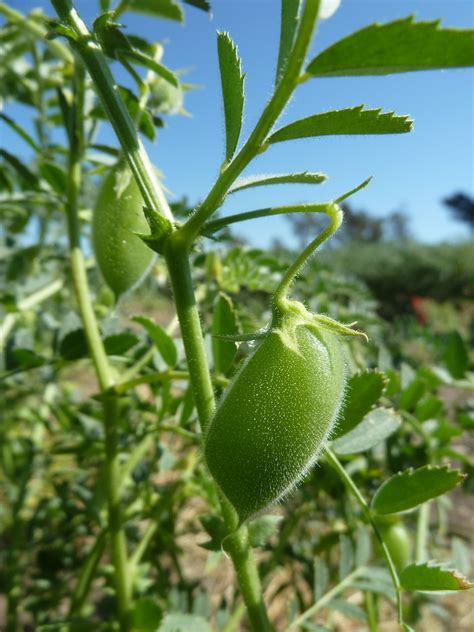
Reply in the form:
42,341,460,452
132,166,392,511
92,163,155,298
204,307,346,523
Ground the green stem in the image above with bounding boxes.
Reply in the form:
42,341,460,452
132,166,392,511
50,0,173,224
416,502,430,563
365,591,379,632
324,448,405,628
203,202,333,235
163,239,272,631
69,529,108,616
63,60,132,629
179,0,322,245
273,203,342,311
289,566,364,630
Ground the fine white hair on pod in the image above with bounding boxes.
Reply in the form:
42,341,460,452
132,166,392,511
319,0,341,20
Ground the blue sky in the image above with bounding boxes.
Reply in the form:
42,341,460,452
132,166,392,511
4,1,474,247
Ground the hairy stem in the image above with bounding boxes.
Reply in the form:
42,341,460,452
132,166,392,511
163,238,273,631
51,0,173,224
273,203,342,311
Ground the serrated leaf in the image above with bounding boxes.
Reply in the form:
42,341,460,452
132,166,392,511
307,17,474,77
333,370,387,439
132,316,177,367
400,561,473,592
211,292,238,374
217,31,245,162
331,408,401,455
267,106,412,145
276,0,300,85
127,0,184,22
228,171,327,194
371,465,465,515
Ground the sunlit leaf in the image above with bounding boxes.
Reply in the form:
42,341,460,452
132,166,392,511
217,31,245,162
228,171,326,193
371,465,465,515
275,0,300,84
307,17,474,77
267,106,412,145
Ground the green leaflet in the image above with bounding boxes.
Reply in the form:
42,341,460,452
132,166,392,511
371,465,465,515
275,0,300,85
217,31,245,162
132,316,177,367
333,370,387,439
331,408,401,455
267,106,412,144
126,0,184,22
228,171,327,194
307,16,474,77
400,562,473,592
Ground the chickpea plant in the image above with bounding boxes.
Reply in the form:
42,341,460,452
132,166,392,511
1,0,473,631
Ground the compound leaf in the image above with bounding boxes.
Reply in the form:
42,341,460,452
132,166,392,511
217,31,245,162
371,465,465,515
307,17,474,77
267,106,412,144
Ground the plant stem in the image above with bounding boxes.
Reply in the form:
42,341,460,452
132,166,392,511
203,202,334,235
416,502,430,563
289,566,364,629
179,0,322,244
324,448,405,627
63,60,132,629
163,239,273,631
69,529,108,616
273,203,341,310
50,0,173,224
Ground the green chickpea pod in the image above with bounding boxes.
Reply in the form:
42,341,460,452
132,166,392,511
204,202,366,523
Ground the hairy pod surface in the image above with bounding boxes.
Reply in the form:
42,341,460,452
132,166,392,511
92,163,155,298
204,311,346,523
